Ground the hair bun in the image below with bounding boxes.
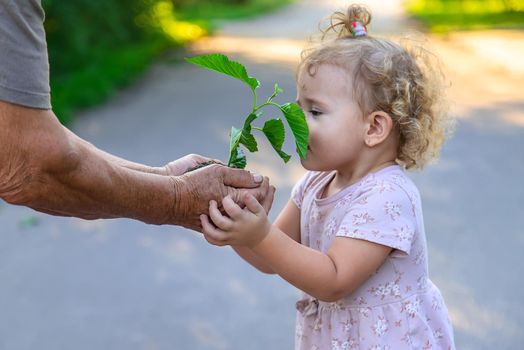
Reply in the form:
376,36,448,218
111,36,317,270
324,4,372,39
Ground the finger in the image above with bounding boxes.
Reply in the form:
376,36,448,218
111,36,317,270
200,214,215,235
189,154,212,169
261,185,276,214
201,227,228,246
200,214,228,242
244,193,264,215
203,233,228,247
209,200,233,230
190,153,221,165
220,167,262,188
222,195,244,220
201,226,228,246
250,176,269,203
193,154,211,161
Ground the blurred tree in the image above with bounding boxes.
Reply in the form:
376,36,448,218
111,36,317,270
406,0,524,32
501,0,519,11
172,0,249,9
39,0,292,123
42,0,157,73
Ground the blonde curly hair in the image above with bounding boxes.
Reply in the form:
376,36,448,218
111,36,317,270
299,4,453,169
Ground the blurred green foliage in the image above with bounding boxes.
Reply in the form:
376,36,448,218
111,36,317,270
42,0,293,124
406,0,524,32
175,0,293,23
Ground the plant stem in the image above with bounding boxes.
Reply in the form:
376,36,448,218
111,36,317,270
252,90,257,112
254,101,280,112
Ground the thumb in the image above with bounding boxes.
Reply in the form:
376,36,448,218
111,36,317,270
222,167,262,188
244,193,264,215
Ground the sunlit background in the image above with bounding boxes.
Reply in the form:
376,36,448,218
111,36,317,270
1,0,523,349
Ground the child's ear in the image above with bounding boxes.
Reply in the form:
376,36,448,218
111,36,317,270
364,111,393,147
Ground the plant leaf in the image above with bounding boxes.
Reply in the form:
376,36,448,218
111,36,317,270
228,127,247,168
278,102,309,159
228,126,242,165
242,112,260,131
230,147,247,169
267,83,283,103
240,131,258,152
262,119,291,163
185,53,260,92
238,112,259,152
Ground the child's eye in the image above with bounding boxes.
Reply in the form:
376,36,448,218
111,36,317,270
309,110,322,117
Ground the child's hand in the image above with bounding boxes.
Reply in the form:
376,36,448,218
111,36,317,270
200,194,271,248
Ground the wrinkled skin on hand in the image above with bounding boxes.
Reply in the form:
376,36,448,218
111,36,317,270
164,154,222,176
171,163,272,231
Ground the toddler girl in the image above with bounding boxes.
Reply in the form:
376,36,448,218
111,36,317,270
201,4,455,349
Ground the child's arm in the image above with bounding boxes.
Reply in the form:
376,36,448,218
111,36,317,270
251,224,391,301
206,198,301,274
201,194,392,302
231,246,273,274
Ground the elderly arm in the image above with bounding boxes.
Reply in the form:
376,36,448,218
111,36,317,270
61,127,168,176
0,101,268,229
0,102,177,223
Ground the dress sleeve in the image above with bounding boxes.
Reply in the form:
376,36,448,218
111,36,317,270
336,181,416,255
290,171,314,210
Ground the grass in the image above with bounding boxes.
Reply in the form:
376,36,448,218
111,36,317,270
405,0,524,33
50,0,295,124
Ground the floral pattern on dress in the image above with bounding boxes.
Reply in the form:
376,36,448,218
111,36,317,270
352,212,375,226
292,167,455,350
324,217,339,238
332,339,351,350
384,201,401,220
334,193,353,210
402,297,422,318
377,180,395,193
393,225,414,243
413,248,426,265
369,280,402,300
372,316,389,337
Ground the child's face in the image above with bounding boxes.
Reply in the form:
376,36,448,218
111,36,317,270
296,64,368,172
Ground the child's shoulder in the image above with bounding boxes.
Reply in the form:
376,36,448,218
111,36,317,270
343,167,423,224
356,166,420,201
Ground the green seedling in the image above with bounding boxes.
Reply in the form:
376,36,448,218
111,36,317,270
185,53,309,169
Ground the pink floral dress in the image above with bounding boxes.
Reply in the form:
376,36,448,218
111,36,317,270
291,166,455,350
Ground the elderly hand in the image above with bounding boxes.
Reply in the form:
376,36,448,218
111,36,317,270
164,154,222,176
171,163,274,231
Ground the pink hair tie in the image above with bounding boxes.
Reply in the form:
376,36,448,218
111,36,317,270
350,21,367,37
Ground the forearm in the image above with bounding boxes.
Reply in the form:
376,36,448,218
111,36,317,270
20,137,176,224
252,227,345,301
0,105,179,224
232,246,275,274
53,160,176,223
63,127,167,175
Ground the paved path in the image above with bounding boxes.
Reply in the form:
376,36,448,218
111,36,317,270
0,1,523,349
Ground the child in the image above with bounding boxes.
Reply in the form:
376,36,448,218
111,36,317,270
201,4,455,349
